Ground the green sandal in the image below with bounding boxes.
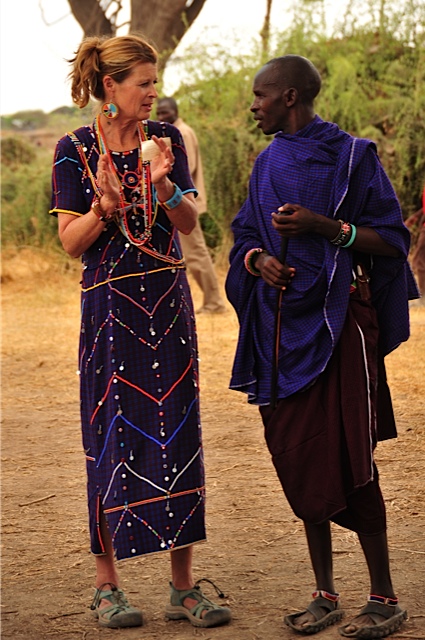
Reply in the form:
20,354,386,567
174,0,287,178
165,579,232,628
90,582,143,628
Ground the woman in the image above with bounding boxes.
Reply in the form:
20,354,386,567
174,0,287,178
50,34,231,630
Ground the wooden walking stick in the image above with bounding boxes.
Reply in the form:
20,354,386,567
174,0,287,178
270,211,292,409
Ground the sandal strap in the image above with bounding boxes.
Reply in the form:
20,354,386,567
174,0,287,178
90,582,129,613
307,594,340,622
359,601,402,623
368,594,398,606
170,581,226,620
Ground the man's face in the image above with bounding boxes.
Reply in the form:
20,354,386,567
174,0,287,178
156,102,177,124
250,67,290,135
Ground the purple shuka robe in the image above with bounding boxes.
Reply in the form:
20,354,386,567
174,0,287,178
226,115,419,528
226,116,418,406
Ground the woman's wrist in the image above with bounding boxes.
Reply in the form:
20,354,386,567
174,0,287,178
99,195,118,218
91,196,117,222
157,182,183,210
155,178,175,203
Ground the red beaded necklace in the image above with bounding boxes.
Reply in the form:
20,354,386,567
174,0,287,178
94,114,158,248
93,116,185,266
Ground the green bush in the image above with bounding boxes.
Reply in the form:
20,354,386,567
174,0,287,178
1,146,59,249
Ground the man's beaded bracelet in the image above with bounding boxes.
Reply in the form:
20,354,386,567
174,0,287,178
341,223,357,248
244,248,265,276
158,183,183,210
330,220,352,246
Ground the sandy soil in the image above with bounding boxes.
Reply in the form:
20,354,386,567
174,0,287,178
1,248,425,640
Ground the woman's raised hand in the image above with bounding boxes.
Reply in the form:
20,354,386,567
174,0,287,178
96,154,120,214
150,135,175,185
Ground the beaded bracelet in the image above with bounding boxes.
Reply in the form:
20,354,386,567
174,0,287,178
91,198,109,222
244,248,264,276
158,183,183,210
330,220,352,246
341,223,357,248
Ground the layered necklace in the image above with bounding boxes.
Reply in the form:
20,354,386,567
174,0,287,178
94,114,156,248
85,115,185,267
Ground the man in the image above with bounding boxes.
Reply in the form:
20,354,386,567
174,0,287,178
156,97,227,314
225,55,419,638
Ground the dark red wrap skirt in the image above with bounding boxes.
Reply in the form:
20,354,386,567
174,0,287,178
260,291,396,535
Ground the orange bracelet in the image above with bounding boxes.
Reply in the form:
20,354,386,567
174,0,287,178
92,198,109,222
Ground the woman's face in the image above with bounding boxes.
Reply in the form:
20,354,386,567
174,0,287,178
106,62,158,122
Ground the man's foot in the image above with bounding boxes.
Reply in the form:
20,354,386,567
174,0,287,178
338,596,407,638
284,590,344,634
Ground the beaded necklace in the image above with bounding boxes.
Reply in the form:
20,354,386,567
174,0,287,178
68,118,185,266
93,114,158,248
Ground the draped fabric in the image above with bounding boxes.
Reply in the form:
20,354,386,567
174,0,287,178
225,116,418,405
259,291,391,531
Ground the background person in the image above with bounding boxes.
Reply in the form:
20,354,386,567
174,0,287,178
156,97,227,314
225,54,419,638
50,34,231,630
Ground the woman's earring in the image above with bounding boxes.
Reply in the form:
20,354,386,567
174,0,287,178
102,102,119,119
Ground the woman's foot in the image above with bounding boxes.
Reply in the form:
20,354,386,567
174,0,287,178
90,582,143,628
165,581,232,628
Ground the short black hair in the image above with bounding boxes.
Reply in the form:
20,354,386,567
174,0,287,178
264,55,321,104
157,97,178,112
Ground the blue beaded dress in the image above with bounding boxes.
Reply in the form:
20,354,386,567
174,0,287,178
50,120,206,560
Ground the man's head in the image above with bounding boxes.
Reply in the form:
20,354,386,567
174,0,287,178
156,97,178,124
251,55,321,135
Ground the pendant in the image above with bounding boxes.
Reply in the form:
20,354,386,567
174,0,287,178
122,171,140,189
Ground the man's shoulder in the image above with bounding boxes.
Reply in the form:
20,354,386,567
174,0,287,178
175,117,197,138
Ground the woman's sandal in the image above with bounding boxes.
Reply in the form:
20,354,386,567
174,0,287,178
284,589,345,635
164,578,232,628
90,582,143,628
338,595,407,638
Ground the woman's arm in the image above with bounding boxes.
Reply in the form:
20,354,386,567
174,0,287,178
58,154,120,258
150,135,197,235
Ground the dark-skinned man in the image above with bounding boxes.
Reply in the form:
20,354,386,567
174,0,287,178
226,54,419,639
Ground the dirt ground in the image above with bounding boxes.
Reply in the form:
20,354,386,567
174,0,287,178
1,248,425,640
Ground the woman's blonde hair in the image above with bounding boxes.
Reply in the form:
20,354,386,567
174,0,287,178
69,34,158,108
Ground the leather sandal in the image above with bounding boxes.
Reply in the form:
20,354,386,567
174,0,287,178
90,582,143,628
284,589,345,635
165,579,232,628
338,595,407,638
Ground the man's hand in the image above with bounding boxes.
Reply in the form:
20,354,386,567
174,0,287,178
271,203,319,237
255,252,295,290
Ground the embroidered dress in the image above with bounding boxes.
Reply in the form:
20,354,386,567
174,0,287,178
50,120,206,560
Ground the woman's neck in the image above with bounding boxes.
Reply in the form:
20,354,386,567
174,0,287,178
101,116,140,152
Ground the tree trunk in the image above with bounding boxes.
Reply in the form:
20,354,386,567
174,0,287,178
67,0,114,37
260,0,273,59
130,0,207,68
66,0,207,68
